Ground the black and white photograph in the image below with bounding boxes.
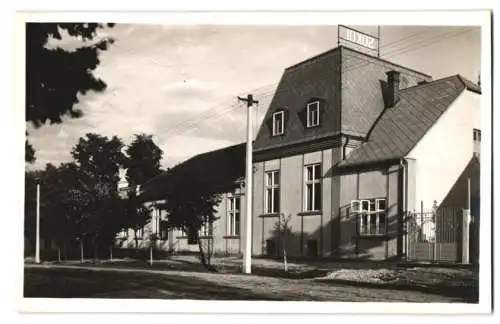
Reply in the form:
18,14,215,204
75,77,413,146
13,8,493,315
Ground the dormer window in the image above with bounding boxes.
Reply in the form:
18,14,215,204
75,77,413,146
306,101,320,127
272,111,285,136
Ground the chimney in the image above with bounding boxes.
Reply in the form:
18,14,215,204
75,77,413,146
386,70,400,108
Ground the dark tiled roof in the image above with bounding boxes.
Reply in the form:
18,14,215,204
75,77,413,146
141,143,246,202
340,47,432,137
337,75,479,168
253,46,431,155
253,48,342,152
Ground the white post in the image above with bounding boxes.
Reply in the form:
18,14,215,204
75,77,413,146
462,178,471,264
243,98,254,274
150,207,154,266
35,180,40,264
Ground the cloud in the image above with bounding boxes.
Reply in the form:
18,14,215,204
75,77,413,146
28,24,481,172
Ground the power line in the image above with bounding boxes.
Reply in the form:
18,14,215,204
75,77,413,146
380,27,436,50
162,91,276,141
161,84,277,138
343,28,474,75
160,28,475,145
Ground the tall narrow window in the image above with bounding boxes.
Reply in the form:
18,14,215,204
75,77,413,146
473,128,481,158
200,216,213,237
306,101,320,127
272,111,284,136
265,170,280,214
227,196,241,236
304,164,322,211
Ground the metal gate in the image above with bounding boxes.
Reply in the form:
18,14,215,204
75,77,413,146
406,206,462,262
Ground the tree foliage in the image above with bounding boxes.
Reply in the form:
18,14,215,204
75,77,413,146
25,23,115,163
69,133,126,255
26,23,115,127
25,135,36,164
122,191,151,248
124,133,164,188
158,163,222,269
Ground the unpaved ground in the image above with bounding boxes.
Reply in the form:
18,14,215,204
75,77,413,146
24,256,478,303
24,265,475,302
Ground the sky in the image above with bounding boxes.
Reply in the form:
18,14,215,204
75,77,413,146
26,24,481,171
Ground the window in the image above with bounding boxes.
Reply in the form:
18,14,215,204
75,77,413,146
473,129,481,141
200,216,213,237
227,196,241,236
272,111,285,136
306,101,320,127
473,129,481,158
351,198,386,236
136,227,144,239
265,171,280,214
304,164,322,211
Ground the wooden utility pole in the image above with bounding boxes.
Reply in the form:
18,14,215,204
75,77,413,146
238,94,258,274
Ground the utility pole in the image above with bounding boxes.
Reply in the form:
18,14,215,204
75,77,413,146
35,178,41,264
238,94,258,274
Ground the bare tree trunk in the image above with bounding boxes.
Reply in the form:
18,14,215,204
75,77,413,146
134,229,138,248
283,238,288,273
283,234,288,272
208,237,213,266
109,245,113,261
80,240,84,264
197,232,207,268
57,246,61,263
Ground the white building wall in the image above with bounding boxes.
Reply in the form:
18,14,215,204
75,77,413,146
406,90,481,211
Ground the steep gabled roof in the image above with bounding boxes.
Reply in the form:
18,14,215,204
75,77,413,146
253,46,431,156
337,75,480,168
141,143,246,202
253,47,342,152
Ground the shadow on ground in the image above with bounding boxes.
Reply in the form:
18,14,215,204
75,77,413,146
24,267,281,300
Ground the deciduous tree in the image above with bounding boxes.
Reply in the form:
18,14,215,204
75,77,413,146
70,133,126,259
158,165,222,271
125,133,164,189
25,23,115,162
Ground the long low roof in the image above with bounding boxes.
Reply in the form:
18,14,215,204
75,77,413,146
141,143,246,202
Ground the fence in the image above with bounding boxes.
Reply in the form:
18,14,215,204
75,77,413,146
405,206,463,262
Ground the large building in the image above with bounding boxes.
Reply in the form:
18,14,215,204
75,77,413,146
130,45,481,261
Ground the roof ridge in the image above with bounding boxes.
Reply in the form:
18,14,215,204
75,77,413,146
399,74,462,93
341,46,432,78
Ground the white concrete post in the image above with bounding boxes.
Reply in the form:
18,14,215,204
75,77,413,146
35,181,40,264
243,99,253,274
461,178,471,264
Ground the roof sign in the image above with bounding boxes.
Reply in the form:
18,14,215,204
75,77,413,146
338,25,380,56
